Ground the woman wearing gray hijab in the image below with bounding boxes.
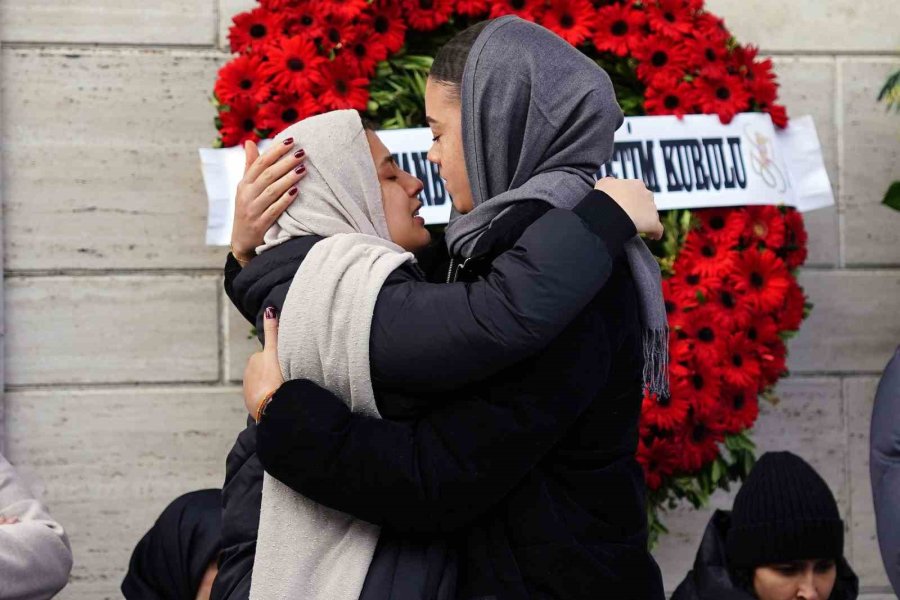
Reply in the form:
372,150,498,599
239,17,667,600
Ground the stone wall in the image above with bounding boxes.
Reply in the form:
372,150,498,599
0,1,898,598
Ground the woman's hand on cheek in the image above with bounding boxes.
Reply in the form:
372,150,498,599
231,139,309,263
243,307,285,418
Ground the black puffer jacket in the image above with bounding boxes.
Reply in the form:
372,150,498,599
671,510,859,600
211,192,637,600
256,200,664,600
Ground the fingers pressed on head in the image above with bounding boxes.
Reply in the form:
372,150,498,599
262,187,300,225
255,158,306,209
254,154,306,202
246,137,296,183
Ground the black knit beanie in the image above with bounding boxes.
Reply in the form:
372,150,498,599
726,451,844,569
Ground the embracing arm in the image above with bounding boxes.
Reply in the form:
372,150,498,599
371,190,634,392
257,308,611,534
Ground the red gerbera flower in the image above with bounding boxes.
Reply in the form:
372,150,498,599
644,80,698,119
229,7,279,54
744,314,780,348
758,337,787,386
456,0,490,16
261,36,327,96
693,10,728,42
781,208,808,269
634,34,691,89
747,73,778,109
722,333,762,389
680,306,727,366
642,388,691,431
219,97,262,147
317,10,353,52
317,56,370,110
592,2,646,57
780,278,806,332
489,0,546,22
733,248,791,312
671,358,722,415
402,0,455,31
685,35,730,81
637,436,680,490
743,205,786,249
766,103,789,129
708,276,754,332
695,207,747,247
669,335,694,368
257,93,321,134
676,414,725,472
280,4,323,38
720,384,760,433
742,47,778,88
644,0,697,39
215,54,270,105
321,0,370,20
260,0,297,8
694,72,752,124
343,25,390,76
667,268,721,309
680,230,738,278
539,0,597,47
663,279,690,331
370,1,408,53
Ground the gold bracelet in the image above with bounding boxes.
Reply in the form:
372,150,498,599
255,390,277,424
230,244,252,267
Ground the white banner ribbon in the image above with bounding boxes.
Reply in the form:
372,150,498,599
201,112,833,246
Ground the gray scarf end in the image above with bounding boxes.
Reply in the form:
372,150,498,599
642,326,670,401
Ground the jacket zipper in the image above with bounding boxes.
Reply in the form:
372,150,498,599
446,258,457,283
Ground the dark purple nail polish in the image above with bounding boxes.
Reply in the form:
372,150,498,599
294,149,305,159
282,137,294,145
295,165,306,175
288,187,298,196
265,306,277,319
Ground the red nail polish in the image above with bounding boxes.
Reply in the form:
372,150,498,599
282,137,294,145
295,165,306,175
289,187,298,196
265,306,277,319
295,149,305,158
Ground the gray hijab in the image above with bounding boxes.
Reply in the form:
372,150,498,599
444,16,670,399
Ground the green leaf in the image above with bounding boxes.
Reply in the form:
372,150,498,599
877,69,900,112
883,181,900,211
710,458,724,484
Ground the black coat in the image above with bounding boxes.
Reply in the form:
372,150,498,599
211,191,639,600
671,510,859,600
256,199,664,599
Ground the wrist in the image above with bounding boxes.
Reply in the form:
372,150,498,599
230,243,254,267
254,388,278,423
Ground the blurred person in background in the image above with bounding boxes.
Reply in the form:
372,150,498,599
871,345,900,597
672,451,858,600
0,452,72,599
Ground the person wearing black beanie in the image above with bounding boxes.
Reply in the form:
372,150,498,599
671,451,859,600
